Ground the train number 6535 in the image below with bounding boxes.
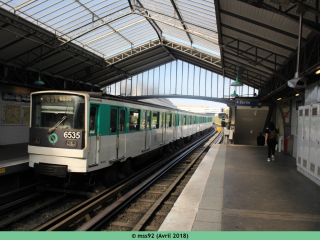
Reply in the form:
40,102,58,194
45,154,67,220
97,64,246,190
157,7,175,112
64,131,81,139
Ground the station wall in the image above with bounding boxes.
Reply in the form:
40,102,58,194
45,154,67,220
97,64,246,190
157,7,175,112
0,84,34,145
275,95,301,157
234,106,269,145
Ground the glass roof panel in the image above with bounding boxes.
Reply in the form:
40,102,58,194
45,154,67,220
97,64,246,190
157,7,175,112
1,0,220,58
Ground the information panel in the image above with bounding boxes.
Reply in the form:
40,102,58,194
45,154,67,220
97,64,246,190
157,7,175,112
22,106,30,125
1,105,30,125
2,105,21,125
235,100,258,106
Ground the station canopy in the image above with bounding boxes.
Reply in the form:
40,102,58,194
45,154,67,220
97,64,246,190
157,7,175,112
0,0,319,99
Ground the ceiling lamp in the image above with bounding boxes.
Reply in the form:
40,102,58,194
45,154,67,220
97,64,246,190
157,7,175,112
277,98,282,100
295,93,299,96
230,90,239,98
34,75,45,85
34,55,45,85
316,69,320,74
231,76,244,87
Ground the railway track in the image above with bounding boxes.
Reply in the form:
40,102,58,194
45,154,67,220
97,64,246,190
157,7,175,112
78,131,222,231
0,181,68,230
1,127,221,231
32,128,221,231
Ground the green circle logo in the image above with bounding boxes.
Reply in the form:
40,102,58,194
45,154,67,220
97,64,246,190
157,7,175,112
48,133,58,144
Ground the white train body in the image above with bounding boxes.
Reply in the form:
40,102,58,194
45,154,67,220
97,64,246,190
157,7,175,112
28,91,213,178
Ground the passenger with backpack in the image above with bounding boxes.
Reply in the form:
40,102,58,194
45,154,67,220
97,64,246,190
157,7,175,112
265,122,279,162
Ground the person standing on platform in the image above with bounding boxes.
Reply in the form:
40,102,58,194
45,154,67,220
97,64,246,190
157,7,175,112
265,122,279,162
257,132,265,146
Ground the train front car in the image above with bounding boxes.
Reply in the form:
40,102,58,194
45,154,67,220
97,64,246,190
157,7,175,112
28,91,88,186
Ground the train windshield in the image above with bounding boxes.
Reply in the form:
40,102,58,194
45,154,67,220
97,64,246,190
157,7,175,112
31,94,85,130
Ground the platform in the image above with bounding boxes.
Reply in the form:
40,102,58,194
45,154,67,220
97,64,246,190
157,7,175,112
159,144,320,231
0,143,29,176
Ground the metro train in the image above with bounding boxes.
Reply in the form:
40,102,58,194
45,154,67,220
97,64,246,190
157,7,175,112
28,90,213,188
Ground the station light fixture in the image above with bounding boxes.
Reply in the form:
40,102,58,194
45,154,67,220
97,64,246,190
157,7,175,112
277,98,282,100
231,76,244,87
33,75,45,85
316,69,320,74
232,48,244,87
230,90,239,98
296,93,299,96
34,58,45,85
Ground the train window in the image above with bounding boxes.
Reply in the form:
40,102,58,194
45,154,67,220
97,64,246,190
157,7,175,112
90,107,96,134
129,109,140,131
110,109,117,133
184,115,187,125
180,115,183,126
152,112,159,129
167,113,172,127
120,109,125,132
32,94,85,130
172,114,176,127
194,116,196,124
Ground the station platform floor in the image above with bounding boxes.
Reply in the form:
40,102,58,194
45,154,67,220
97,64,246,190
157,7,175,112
159,144,320,231
0,143,29,176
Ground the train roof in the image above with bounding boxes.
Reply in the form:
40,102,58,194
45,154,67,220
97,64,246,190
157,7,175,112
32,90,211,117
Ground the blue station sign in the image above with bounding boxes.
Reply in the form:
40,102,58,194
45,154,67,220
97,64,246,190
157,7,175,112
235,100,258,106
2,92,30,102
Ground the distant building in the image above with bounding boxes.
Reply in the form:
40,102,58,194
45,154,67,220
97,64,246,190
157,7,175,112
175,105,224,114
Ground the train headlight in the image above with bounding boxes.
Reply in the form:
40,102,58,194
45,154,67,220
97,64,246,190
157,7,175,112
66,140,77,147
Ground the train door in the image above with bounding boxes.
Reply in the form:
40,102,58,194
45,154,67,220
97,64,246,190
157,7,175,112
110,107,126,161
180,114,183,136
161,112,166,144
89,105,99,166
142,110,151,151
172,113,176,139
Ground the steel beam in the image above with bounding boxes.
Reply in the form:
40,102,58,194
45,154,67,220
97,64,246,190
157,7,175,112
59,9,132,46
169,0,193,44
222,34,288,59
135,9,219,44
214,0,225,69
237,0,320,34
0,33,32,52
220,9,308,42
224,44,282,67
126,95,234,105
224,48,287,80
221,23,296,52
224,56,272,78
74,0,133,46
41,55,77,71
0,10,54,45
135,0,163,42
